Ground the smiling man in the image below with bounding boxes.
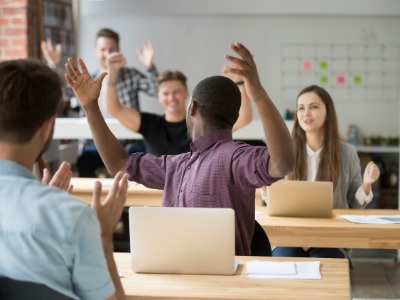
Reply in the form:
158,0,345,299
104,54,253,156
105,65,190,156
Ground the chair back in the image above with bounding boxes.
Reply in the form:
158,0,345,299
0,277,72,300
250,220,272,256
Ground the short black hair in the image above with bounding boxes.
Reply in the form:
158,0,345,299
0,59,62,143
191,76,241,129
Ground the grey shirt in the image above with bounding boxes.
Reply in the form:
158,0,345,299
334,142,365,209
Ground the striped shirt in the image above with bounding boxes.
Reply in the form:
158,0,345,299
65,65,158,112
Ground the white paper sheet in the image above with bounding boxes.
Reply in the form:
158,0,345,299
247,261,296,275
340,215,400,224
247,261,321,279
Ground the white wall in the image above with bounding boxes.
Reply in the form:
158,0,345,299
75,0,400,139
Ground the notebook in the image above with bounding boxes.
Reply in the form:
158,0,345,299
129,206,237,275
267,180,333,218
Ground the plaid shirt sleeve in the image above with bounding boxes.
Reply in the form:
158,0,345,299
117,65,158,110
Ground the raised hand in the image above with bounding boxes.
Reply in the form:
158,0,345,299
41,38,62,67
224,42,264,102
42,161,73,193
221,63,242,82
91,172,129,239
363,161,380,186
136,40,154,68
65,58,107,109
105,52,126,74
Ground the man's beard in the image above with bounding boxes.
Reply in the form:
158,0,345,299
35,124,55,163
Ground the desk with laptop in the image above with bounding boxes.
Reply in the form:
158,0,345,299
257,180,400,249
71,179,396,298
120,206,350,300
71,177,400,249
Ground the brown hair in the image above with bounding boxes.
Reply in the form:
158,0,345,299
96,28,119,45
0,59,62,143
157,70,187,88
288,85,341,187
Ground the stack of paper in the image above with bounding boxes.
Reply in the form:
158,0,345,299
340,215,400,224
247,261,321,279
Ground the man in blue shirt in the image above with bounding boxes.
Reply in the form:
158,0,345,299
0,59,128,300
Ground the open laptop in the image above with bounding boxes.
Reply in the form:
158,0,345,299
129,206,237,275
267,180,333,218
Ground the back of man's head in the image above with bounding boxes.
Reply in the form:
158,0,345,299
191,76,240,129
0,59,62,144
96,28,120,45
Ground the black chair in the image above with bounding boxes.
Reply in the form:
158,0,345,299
250,220,272,256
113,207,131,252
0,277,72,300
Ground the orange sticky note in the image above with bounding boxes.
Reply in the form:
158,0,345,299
302,60,312,71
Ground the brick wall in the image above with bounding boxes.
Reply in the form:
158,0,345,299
0,0,38,61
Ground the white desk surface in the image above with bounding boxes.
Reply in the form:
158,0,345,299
54,118,293,140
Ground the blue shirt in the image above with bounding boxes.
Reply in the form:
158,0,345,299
126,129,280,255
0,160,115,300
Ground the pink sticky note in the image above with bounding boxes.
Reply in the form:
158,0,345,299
336,75,345,84
302,60,312,71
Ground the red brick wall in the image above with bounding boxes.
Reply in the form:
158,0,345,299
0,0,38,61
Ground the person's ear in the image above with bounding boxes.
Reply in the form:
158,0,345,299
40,116,55,141
189,100,197,116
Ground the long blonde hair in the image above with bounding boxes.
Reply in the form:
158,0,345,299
287,85,341,188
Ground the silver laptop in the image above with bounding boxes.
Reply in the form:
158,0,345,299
129,206,237,275
267,180,333,218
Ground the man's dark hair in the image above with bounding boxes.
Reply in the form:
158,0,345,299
191,76,241,129
0,59,62,143
96,28,120,45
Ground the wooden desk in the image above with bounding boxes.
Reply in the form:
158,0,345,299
71,177,264,207
114,252,350,300
71,177,163,206
256,207,400,249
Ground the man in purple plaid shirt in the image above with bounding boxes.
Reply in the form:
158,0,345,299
66,42,295,256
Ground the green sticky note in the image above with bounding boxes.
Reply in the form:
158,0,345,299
354,75,362,85
320,75,328,84
319,61,328,70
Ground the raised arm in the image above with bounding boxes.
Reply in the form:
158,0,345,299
41,38,62,68
65,57,128,175
362,161,380,195
135,40,158,97
224,42,295,178
221,64,253,132
105,53,142,132
91,172,129,300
